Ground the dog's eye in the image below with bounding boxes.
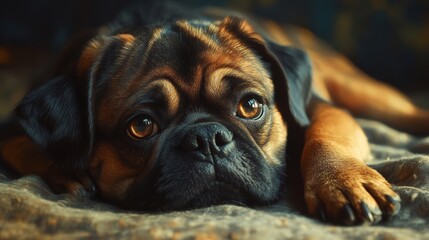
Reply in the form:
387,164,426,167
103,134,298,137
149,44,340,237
236,97,264,119
127,115,159,140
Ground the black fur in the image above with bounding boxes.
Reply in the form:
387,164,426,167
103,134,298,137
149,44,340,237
12,2,312,210
15,75,94,170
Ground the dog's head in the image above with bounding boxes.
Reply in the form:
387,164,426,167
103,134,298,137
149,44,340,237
16,17,311,210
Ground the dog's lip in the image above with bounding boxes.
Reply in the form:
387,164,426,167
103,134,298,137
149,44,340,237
180,180,250,207
187,179,238,197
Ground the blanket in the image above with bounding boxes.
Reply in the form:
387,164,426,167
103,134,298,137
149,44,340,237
1,119,428,239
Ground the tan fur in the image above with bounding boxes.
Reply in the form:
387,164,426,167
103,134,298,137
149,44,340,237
261,108,287,165
77,39,104,76
263,21,429,134
176,20,219,49
90,143,140,199
259,20,429,222
117,33,136,44
1,137,93,196
1,136,52,175
77,33,136,77
300,102,398,222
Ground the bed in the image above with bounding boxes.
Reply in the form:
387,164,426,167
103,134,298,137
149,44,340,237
1,118,428,239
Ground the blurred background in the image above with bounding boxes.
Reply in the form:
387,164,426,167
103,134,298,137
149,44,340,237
1,0,428,119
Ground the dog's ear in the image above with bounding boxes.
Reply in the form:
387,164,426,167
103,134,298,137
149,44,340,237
15,75,92,170
264,42,312,127
14,36,112,171
218,17,312,127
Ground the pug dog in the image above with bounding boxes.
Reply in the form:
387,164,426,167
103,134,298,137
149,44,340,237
3,2,429,225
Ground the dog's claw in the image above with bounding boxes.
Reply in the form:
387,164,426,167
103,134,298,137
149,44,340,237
361,202,374,223
83,182,97,198
384,195,401,217
340,204,356,225
317,206,327,222
371,205,383,223
80,176,97,197
304,158,401,225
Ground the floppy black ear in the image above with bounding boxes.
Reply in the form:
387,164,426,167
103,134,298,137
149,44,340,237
264,41,312,127
15,74,93,170
217,16,312,127
14,33,133,171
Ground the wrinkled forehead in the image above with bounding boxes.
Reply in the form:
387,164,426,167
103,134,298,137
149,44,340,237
123,21,269,82
94,19,273,127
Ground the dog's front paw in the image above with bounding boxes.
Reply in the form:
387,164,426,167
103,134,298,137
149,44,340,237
304,160,401,225
42,165,96,199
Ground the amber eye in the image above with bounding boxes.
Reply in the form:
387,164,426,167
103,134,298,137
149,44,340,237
236,96,264,119
127,115,159,140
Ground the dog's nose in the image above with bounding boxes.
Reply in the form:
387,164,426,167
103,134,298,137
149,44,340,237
180,122,233,156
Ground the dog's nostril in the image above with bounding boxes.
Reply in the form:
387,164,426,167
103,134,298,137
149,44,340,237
180,136,199,150
179,123,233,154
196,136,205,150
214,131,232,146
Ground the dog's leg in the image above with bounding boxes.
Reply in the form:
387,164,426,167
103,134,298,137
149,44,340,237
301,99,401,224
1,136,95,197
264,23,429,135
322,71,429,135
292,27,429,135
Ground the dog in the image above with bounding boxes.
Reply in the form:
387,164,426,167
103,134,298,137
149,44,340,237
2,2,429,225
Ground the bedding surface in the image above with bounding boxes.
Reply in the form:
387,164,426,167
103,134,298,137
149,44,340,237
1,119,429,239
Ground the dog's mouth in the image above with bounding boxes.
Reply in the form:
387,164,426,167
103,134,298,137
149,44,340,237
170,180,253,210
153,159,282,211
124,150,286,212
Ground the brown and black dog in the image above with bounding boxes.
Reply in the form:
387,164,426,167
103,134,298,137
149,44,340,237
2,3,429,225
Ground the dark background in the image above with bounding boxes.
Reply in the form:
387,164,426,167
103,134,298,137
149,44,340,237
1,0,428,118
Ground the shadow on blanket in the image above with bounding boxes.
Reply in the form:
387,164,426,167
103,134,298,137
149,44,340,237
1,119,428,239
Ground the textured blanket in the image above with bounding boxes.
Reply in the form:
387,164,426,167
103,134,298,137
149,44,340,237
1,119,428,239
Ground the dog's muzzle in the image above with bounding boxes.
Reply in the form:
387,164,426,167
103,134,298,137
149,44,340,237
179,122,234,164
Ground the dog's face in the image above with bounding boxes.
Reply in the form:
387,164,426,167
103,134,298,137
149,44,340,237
16,17,312,210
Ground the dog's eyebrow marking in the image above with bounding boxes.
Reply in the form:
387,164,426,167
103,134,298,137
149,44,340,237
143,79,180,115
206,67,256,96
175,20,219,49
206,67,233,96
205,67,272,106
206,61,273,95
156,79,180,114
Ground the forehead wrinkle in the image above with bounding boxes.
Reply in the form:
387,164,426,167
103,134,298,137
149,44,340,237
125,78,180,112
185,64,204,101
123,56,179,102
145,65,203,104
205,67,261,99
149,79,180,114
205,60,273,96
92,36,139,113
175,20,219,49
141,27,168,70
135,66,189,94
214,26,273,88
101,29,164,103
205,67,233,97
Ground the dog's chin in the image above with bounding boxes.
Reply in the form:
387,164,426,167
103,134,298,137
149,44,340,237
167,181,254,210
